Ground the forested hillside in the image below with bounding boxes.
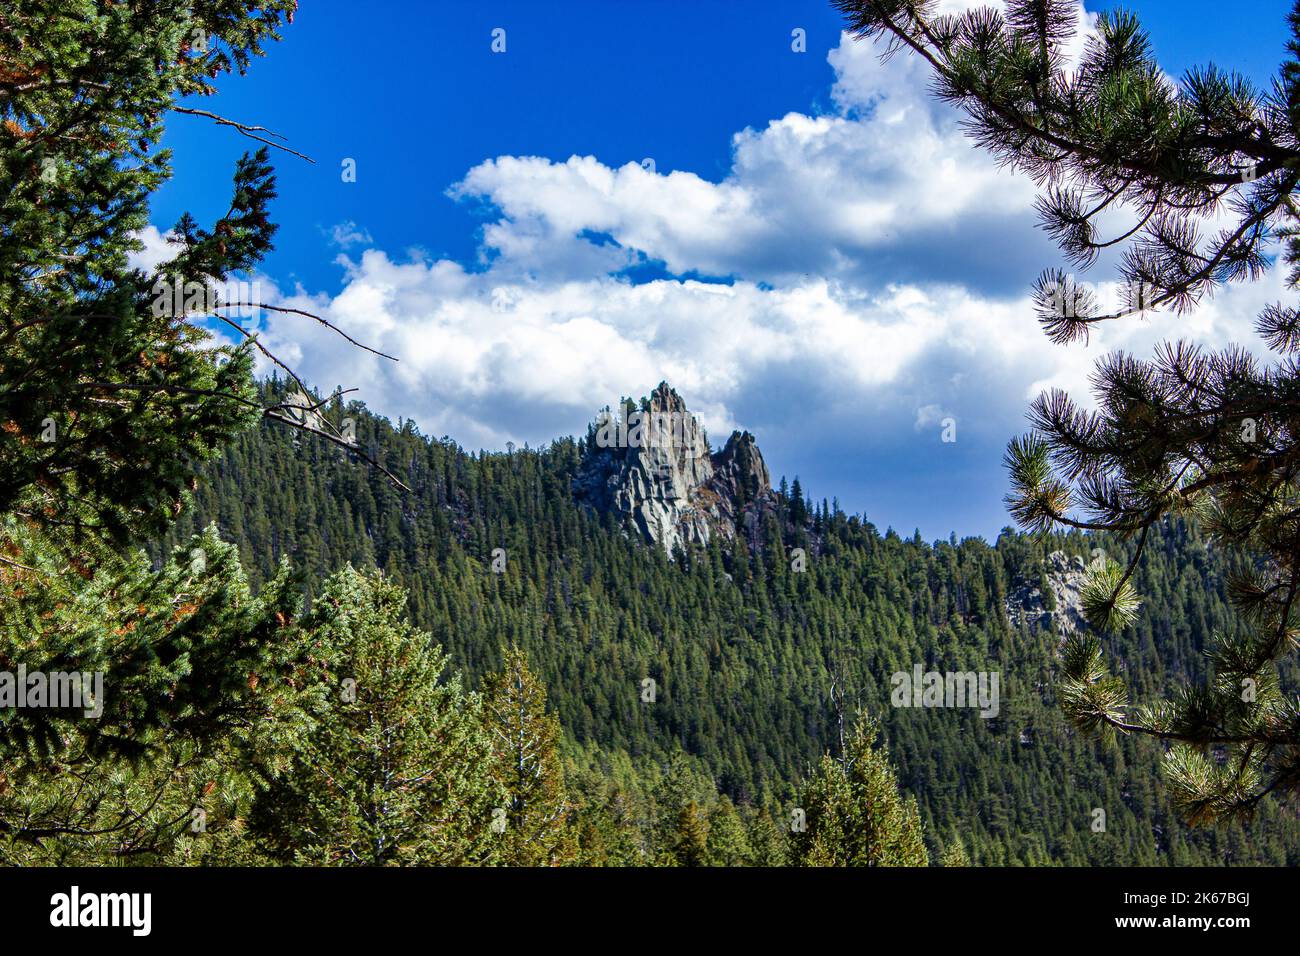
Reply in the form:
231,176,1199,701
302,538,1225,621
160,379,1300,865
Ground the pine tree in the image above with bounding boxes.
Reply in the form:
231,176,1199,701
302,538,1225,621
743,807,789,866
0,0,393,857
704,796,753,866
1,1,301,560
940,834,971,867
0,529,319,862
836,0,1300,822
790,716,928,866
790,477,808,526
480,644,575,865
253,568,502,865
670,800,710,867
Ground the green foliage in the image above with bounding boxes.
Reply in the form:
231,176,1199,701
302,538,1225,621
0,0,333,862
166,386,1300,864
940,834,970,867
252,567,503,865
1058,633,1128,735
0,530,319,862
481,644,575,865
789,717,927,867
670,801,710,867
1,0,295,556
1078,558,1142,632
836,0,1300,820
704,796,753,867
10,0,1300,866
0,0,452,868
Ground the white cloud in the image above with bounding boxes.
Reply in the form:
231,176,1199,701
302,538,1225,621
245,247,1279,458
444,1,1103,296
914,404,951,431
128,224,176,274
327,220,374,249
207,2,1278,534
450,32,1046,291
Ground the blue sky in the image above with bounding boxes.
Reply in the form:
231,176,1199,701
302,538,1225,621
147,0,1296,541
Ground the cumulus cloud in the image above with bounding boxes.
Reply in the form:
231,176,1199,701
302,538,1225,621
450,30,1050,293
248,247,1281,456
445,0,1108,297
205,1,1279,534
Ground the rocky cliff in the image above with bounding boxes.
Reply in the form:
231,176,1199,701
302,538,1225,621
573,383,774,553
1005,550,1088,634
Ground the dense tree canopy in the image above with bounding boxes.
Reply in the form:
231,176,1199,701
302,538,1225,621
5,0,1298,867
0,0,386,860
0,0,312,854
835,0,1300,822
165,382,1300,864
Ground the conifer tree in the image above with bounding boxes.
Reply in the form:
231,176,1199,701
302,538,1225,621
835,0,1300,821
670,800,710,867
790,716,927,866
743,807,789,867
2,0,302,561
0,529,319,861
704,796,753,866
481,644,575,866
940,834,971,867
0,0,403,860
254,568,502,865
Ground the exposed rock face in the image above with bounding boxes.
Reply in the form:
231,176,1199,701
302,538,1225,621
1005,550,1088,634
281,389,330,433
574,383,774,553
712,430,770,508
704,430,775,541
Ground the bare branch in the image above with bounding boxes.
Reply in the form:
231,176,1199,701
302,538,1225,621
170,106,316,164
211,303,398,362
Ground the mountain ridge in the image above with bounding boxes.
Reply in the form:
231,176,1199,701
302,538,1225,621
156,378,1300,865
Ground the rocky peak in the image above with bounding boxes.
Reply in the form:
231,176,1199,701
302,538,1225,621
712,430,771,508
647,380,687,415
573,383,772,553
